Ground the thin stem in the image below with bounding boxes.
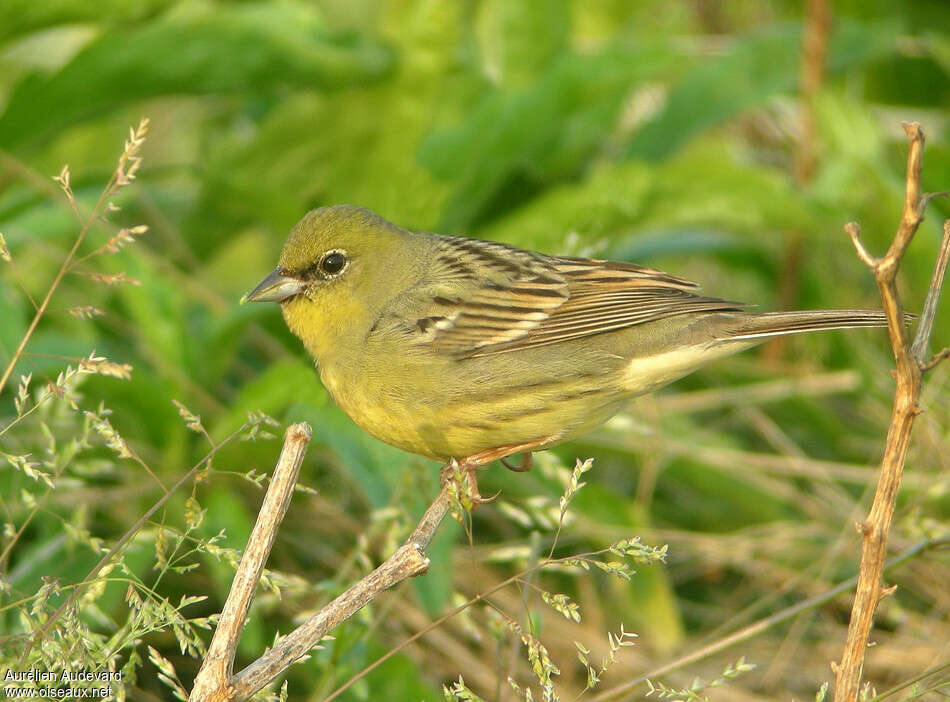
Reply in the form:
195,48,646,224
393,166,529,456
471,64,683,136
0,119,147,397
17,423,246,664
911,219,950,365
0,185,112,396
588,537,945,702
866,660,950,702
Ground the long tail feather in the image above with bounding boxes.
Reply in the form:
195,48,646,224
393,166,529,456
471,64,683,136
719,310,892,342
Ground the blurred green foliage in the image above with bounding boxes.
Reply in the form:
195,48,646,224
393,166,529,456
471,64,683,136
1,0,948,700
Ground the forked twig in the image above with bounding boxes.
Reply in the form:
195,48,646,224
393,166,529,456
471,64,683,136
190,423,312,700
833,122,949,702
189,425,455,701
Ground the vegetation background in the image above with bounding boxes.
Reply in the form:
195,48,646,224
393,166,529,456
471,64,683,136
0,0,948,699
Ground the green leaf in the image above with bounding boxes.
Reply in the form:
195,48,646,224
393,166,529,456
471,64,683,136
412,516,460,616
288,400,403,509
419,43,678,231
477,0,571,87
362,641,442,702
212,358,327,439
0,2,393,148
193,0,474,235
625,20,899,161
0,279,27,364
201,489,267,657
117,253,189,382
476,140,813,265
0,0,172,44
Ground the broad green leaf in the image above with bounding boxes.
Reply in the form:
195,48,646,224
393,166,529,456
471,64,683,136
477,139,816,263
0,2,393,148
117,253,189,384
288,400,408,509
193,1,470,236
412,516,460,616
201,488,267,657
0,280,27,365
0,0,171,43
361,644,442,702
419,43,679,231
625,20,899,161
475,0,570,88
212,357,327,439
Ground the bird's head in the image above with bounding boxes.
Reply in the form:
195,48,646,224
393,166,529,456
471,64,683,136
242,204,421,362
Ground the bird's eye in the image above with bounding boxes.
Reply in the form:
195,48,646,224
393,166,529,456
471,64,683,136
319,251,347,276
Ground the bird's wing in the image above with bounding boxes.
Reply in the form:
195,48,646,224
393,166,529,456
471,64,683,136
402,236,743,357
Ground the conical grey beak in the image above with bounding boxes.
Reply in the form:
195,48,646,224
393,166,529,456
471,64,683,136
240,268,306,304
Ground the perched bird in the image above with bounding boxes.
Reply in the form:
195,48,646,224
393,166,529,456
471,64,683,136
243,205,888,474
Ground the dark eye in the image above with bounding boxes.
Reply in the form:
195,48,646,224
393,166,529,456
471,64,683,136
319,251,347,276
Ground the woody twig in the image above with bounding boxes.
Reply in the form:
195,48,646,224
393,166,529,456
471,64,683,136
833,122,949,702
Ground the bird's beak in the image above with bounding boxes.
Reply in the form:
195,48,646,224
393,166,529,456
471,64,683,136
240,268,306,304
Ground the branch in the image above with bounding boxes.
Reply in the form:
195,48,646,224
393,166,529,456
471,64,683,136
834,123,948,702
189,428,456,701
190,422,312,701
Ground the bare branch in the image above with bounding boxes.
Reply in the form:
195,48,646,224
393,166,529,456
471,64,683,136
189,445,457,701
888,122,926,264
190,423,312,701
833,123,947,702
844,222,878,268
921,347,949,372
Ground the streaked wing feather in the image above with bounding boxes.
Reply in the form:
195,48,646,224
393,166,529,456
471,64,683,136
412,236,744,357
410,236,568,353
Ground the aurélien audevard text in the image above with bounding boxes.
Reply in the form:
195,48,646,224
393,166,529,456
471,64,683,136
3,668,121,697
4,670,121,683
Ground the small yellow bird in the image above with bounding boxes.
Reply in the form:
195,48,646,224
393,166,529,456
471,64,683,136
244,205,887,471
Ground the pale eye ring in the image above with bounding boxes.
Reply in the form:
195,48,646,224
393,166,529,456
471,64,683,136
319,250,347,276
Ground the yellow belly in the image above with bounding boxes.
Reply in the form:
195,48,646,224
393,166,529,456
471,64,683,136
320,360,624,461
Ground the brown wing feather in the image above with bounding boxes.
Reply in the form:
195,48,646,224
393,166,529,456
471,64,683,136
409,236,568,354
411,236,744,357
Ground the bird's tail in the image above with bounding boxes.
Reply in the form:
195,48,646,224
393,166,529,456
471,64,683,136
718,310,893,342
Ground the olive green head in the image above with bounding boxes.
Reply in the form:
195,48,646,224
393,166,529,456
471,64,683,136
242,205,422,361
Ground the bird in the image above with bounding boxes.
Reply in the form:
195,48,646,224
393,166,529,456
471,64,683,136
243,204,889,480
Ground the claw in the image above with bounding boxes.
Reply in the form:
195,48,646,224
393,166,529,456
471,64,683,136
441,458,486,508
476,489,502,504
448,435,559,508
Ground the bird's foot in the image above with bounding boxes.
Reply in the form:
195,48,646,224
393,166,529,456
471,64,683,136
440,458,492,510
442,435,560,509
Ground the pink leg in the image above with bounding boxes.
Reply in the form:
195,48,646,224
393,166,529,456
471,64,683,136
445,434,560,506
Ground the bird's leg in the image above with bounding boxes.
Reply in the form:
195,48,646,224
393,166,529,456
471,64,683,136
444,435,560,508
463,434,561,468
500,453,533,472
